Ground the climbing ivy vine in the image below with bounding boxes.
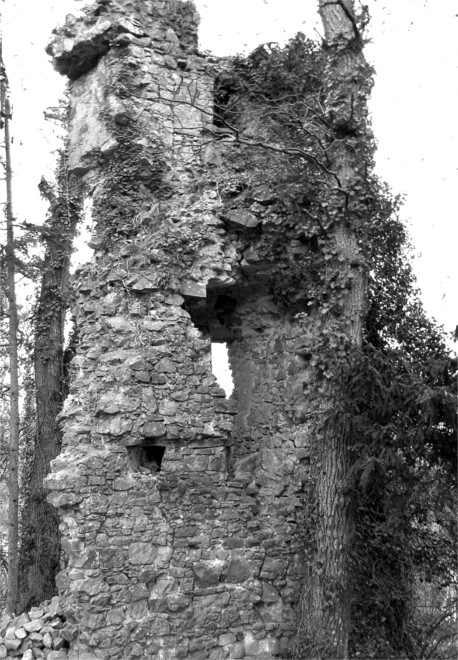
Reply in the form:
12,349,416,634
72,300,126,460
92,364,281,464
213,32,456,659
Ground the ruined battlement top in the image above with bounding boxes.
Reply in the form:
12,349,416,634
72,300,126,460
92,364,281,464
48,0,200,79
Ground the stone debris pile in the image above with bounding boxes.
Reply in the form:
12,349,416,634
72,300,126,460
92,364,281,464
0,598,73,659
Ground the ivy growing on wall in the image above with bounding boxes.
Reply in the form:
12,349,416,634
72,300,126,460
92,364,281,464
213,33,456,659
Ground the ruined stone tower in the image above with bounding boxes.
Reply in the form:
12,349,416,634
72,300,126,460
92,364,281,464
45,1,315,657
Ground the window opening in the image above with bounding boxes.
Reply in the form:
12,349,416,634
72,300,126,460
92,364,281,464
70,196,95,273
181,290,237,397
127,444,165,473
211,342,234,397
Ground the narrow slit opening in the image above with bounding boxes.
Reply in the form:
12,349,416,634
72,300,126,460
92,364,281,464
211,342,234,397
70,196,95,273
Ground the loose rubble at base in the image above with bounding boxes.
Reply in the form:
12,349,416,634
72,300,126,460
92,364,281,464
0,598,69,659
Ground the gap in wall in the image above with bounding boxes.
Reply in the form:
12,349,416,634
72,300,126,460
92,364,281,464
70,195,95,273
211,341,234,397
127,444,165,473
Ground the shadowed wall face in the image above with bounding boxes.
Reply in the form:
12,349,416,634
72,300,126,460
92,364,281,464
44,2,313,658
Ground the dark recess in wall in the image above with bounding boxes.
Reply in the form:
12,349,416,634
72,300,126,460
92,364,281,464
127,444,166,473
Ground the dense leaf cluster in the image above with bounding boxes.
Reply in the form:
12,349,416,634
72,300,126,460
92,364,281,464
348,191,457,658
215,33,325,117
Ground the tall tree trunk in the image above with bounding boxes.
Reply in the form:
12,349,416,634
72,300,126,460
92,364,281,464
293,2,372,658
2,82,20,616
18,159,82,611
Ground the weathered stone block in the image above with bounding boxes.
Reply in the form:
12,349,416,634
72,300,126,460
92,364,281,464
97,415,133,436
46,454,84,480
130,275,160,291
252,185,277,205
4,637,21,651
128,599,148,620
150,373,167,385
223,209,261,229
260,557,287,579
105,608,124,626
222,537,244,550
228,641,245,658
96,393,139,414
224,559,256,583
29,631,43,641
141,421,166,437
116,17,145,38
28,606,44,620
192,560,223,586
217,632,236,646
9,612,30,628
105,317,134,332
181,281,207,298
148,597,168,614
155,545,173,568
76,577,107,597
244,632,279,656
208,453,225,471
80,612,106,632
100,137,118,156
42,632,53,648
99,547,124,569
67,652,101,660
158,399,179,415
61,625,78,642
46,492,83,509
166,593,191,612
52,636,66,650
213,398,238,414
182,455,209,471
261,582,280,603
128,543,157,565
155,357,176,373
48,17,112,79
23,618,44,633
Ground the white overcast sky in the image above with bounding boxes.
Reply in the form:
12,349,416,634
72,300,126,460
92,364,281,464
1,0,457,337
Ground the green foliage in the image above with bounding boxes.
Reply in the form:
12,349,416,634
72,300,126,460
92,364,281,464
215,33,325,116
213,32,378,315
346,199,457,658
94,130,168,240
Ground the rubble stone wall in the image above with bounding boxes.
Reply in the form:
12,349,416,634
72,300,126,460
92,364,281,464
43,1,313,658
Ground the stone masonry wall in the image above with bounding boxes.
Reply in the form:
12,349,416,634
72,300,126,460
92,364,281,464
43,2,314,658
